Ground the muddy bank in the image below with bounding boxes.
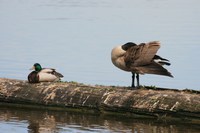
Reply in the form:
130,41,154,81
0,78,199,124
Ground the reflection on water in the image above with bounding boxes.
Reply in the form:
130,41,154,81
0,107,199,133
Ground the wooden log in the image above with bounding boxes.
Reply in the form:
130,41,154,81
0,78,200,124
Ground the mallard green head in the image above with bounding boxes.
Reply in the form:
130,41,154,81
30,63,42,72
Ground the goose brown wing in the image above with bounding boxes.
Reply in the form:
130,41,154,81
124,41,161,68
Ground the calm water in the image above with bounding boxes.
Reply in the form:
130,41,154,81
0,0,200,90
0,107,200,133
0,0,200,132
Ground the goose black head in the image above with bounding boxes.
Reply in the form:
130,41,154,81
122,42,137,51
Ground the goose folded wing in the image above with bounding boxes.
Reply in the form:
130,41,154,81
124,41,161,68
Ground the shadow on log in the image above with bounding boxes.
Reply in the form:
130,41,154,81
0,78,200,124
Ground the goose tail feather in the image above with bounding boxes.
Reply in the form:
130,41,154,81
136,62,173,77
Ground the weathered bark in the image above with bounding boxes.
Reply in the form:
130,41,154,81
0,78,200,123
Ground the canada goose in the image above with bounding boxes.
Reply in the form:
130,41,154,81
111,41,173,88
28,63,64,83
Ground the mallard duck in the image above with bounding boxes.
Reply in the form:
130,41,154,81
28,63,64,83
111,41,173,88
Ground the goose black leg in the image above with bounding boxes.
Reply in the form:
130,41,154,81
136,73,140,87
131,72,135,88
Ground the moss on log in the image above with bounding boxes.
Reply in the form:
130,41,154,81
0,78,200,124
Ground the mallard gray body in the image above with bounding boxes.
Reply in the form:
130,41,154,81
28,63,63,83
